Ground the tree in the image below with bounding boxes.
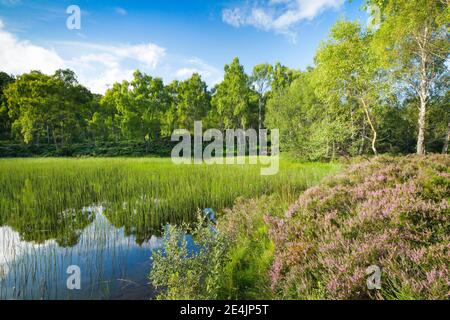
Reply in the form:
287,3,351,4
368,0,449,154
52,69,93,144
5,71,58,145
4,70,93,147
251,64,273,130
87,94,111,143
211,58,256,129
266,71,331,160
314,20,384,156
161,80,180,137
103,70,170,146
443,121,450,154
426,90,450,153
0,72,15,140
175,73,211,132
130,71,169,144
270,62,299,93
100,82,129,142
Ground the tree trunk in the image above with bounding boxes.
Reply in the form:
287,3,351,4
443,121,450,154
417,95,427,155
60,125,64,147
258,97,262,130
416,26,429,155
52,128,58,150
331,141,336,161
359,122,366,155
145,133,149,154
361,98,378,156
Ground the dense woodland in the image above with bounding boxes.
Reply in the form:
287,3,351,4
0,0,448,159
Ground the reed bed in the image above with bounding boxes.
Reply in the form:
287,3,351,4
0,157,338,244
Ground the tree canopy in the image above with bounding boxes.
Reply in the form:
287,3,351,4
0,1,448,158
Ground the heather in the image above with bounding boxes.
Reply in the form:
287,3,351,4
266,155,450,299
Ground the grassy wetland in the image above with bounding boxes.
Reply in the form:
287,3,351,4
1,0,447,302
0,157,338,299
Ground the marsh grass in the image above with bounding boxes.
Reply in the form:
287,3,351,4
0,157,338,244
0,156,338,299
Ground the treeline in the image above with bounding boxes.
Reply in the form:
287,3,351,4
0,60,293,156
0,0,448,159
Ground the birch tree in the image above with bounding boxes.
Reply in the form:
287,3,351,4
369,0,449,154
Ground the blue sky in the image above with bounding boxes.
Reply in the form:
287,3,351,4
0,0,368,93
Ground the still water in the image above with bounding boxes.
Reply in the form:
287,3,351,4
0,206,196,300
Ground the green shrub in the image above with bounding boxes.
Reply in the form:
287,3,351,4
150,213,230,300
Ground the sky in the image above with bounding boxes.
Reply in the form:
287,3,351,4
0,0,368,94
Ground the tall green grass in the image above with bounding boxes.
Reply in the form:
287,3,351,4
0,157,338,244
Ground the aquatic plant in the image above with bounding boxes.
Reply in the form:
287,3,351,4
0,158,338,245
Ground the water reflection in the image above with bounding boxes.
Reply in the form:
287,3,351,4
0,206,195,300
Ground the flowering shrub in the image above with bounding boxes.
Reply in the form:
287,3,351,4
266,155,450,299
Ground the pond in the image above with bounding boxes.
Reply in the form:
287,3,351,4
0,158,337,300
0,206,197,300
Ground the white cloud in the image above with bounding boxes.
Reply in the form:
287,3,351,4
177,58,223,85
0,19,167,93
0,0,21,6
67,53,135,94
60,41,166,69
0,19,65,74
175,68,201,78
61,41,166,93
0,225,57,279
222,0,345,40
0,19,221,94
115,7,127,15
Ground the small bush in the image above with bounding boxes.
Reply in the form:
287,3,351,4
149,197,285,300
150,213,229,300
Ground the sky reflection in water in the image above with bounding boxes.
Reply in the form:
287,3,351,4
0,206,196,300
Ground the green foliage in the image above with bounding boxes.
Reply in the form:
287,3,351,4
148,163,338,300
266,71,334,160
0,2,448,158
218,197,278,300
3,69,93,146
210,58,258,129
101,70,170,143
150,213,230,300
170,73,211,132
0,139,176,157
368,0,449,154
251,63,274,129
314,20,385,156
0,72,15,140
0,157,338,245
270,62,300,93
